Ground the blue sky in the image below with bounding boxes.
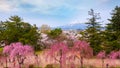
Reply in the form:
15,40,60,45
0,0,120,27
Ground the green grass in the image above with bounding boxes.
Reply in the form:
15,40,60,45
0,47,3,52
0,47,3,55
35,50,43,55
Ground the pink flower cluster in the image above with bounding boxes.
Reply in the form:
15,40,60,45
3,42,34,59
97,51,106,59
73,40,93,58
48,42,69,64
47,40,93,68
108,51,120,59
97,50,120,59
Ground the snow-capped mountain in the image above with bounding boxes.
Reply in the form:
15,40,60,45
53,23,87,30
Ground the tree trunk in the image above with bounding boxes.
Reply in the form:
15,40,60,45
5,57,7,68
102,58,104,68
80,56,83,68
106,63,109,68
60,49,62,68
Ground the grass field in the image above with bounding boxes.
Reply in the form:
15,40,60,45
0,47,3,54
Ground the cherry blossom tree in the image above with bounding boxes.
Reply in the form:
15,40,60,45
97,50,120,68
71,40,93,68
3,45,14,67
107,51,120,59
47,42,69,68
3,42,34,68
97,51,106,68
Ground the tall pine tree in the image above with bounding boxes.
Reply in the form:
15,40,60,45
105,6,120,52
86,9,102,55
107,6,120,35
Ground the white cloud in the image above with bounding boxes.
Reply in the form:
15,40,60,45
0,0,81,14
0,0,13,12
0,0,111,13
0,0,19,12
19,0,75,14
0,0,105,14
